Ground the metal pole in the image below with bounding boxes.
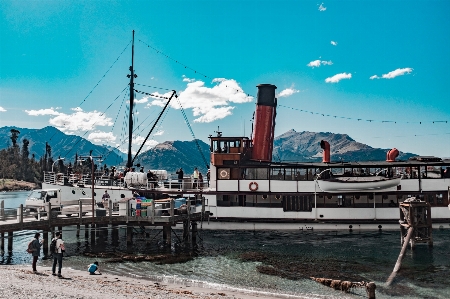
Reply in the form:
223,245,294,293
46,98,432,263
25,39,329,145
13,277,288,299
91,157,94,224
127,30,135,168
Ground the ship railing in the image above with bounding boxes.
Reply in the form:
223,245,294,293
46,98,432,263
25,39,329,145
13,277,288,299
162,178,207,190
0,200,18,221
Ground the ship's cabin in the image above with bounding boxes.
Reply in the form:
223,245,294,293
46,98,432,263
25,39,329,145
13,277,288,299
209,136,253,167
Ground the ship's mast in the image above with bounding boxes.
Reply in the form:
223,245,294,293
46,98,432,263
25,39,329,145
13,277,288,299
127,30,137,168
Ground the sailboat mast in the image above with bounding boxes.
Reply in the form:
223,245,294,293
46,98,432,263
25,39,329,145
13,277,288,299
127,30,136,168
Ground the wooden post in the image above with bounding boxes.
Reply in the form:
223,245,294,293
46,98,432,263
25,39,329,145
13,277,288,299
0,200,4,220
109,199,112,224
126,225,133,245
183,220,189,242
43,230,49,257
163,225,171,246
151,200,155,225
112,225,119,246
7,231,13,253
18,204,23,226
192,221,197,246
76,225,80,237
79,200,83,224
90,225,96,247
170,199,174,221
366,282,376,299
387,226,414,286
0,232,4,253
85,224,89,238
47,202,51,224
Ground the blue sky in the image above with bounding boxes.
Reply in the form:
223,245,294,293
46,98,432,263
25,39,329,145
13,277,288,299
1,0,449,158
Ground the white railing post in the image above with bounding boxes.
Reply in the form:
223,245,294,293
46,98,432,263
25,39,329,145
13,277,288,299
17,204,23,224
48,202,52,222
79,200,83,223
0,200,4,220
151,200,155,224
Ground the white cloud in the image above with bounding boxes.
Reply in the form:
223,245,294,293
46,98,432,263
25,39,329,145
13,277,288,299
331,41,337,46
307,59,333,68
0,106,6,112
24,107,61,116
88,131,117,143
318,3,326,11
132,136,158,151
25,107,113,132
370,68,413,80
147,78,253,123
278,88,300,98
154,130,164,136
135,97,148,104
325,73,352,83
182,75,195,83
382,68,413,79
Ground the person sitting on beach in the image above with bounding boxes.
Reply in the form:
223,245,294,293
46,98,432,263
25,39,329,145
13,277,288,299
88,261,101,275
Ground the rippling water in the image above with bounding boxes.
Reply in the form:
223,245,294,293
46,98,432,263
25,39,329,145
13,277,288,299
2,191,450,298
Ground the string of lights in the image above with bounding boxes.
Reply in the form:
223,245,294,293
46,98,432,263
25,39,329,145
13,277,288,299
78,40,131,106
278,104,449,125
134,83,172,92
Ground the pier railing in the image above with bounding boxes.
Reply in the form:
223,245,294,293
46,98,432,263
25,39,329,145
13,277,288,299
0,198,207,233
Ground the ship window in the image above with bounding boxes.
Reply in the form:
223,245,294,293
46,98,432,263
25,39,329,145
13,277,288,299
246,168,268,180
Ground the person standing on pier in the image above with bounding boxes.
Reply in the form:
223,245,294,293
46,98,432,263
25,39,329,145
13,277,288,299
193,167,199,188
176,168,184,190
102,190,110,209
52,231,65,278
31,233,43,273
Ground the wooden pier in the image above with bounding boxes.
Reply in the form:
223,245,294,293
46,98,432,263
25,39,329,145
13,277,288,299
0,197,209,254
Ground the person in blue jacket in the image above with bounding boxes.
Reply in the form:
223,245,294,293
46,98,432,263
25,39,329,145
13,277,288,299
88,261,101,275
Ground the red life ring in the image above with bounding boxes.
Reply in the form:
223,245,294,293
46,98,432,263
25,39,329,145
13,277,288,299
249,181,258,191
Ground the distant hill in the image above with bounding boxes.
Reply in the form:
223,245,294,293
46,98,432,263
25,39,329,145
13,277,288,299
0,126,124,166
134,140,210,176
273,129,416,162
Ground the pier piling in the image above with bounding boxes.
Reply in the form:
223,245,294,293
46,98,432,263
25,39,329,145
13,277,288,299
0,232,4,253
7,231,13,253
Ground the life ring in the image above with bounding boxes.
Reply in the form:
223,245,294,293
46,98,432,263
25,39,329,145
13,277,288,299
219,169,229,179
249,181,258,191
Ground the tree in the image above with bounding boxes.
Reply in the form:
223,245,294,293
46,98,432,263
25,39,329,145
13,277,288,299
10,129,20,147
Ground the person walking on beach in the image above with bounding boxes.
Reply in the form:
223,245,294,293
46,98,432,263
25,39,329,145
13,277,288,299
30,232,43,273
52,231,65,278
88,261,102,275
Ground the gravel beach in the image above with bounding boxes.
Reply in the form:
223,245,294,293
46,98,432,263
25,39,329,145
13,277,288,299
0,265,289,299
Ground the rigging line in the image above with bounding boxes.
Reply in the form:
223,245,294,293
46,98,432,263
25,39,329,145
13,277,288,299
79,40,132,106
132,90,177,165
62,86,129,159
134,89,170,99
175,96,209,169
103,107,163,162
372,132,450,138
278,104,449,125
134,83,172,91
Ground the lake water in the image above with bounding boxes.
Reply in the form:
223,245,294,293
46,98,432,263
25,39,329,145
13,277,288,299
1,191,450,298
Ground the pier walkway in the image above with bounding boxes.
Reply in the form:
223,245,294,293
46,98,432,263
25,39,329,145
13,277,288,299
0,197,209,253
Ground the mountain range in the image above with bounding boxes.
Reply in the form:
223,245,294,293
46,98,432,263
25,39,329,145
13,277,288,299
0,126,418,175
0,126,124,166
